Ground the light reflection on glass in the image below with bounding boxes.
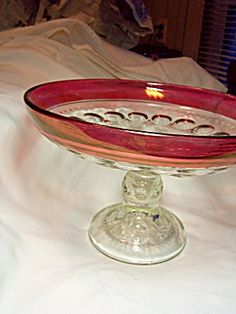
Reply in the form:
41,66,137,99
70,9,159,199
145,87,165,99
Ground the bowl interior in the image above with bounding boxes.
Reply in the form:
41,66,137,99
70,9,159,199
24,79,236,173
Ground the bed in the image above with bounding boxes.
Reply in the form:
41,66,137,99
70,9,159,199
0,9,236,314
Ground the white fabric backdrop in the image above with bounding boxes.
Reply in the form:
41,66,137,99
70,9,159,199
0,18,235,314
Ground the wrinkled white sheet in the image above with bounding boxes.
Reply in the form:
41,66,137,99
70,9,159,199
0,18,235,314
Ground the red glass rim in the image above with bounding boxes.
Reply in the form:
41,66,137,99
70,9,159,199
24,78,236,140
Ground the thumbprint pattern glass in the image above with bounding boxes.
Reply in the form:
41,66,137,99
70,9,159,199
24,79,236,264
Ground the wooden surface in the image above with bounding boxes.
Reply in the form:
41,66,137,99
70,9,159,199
144,0,204,60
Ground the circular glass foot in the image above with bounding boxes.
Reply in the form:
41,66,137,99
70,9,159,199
89,171,186,264
89,204,186,264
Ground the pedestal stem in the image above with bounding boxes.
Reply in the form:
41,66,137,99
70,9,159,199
89,171,186,264
122,171,163,212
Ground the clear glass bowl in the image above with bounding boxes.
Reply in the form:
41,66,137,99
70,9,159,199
24,79,236,264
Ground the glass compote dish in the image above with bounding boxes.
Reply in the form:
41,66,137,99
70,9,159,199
24,79,236,264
